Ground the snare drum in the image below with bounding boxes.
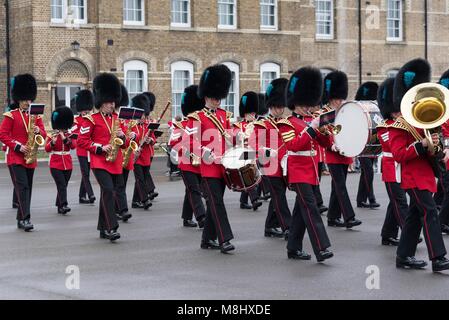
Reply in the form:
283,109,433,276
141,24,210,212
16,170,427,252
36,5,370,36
221,147,261,191
333,101,383,157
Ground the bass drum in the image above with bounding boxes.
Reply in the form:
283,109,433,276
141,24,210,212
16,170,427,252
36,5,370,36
333,101,383,158
221,147,261,192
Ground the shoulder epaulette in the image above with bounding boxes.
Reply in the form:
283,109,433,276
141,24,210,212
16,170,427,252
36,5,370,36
82,114,95,124
3,112,13,119
253,120,266,128
376,120,389,129
187,111,200,121
276,118,294,129
390,118,408,131
226,111,233,120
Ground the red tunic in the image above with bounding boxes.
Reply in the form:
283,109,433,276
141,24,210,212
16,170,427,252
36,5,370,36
77,112,127,175
169,118,200,174
442,120,449,170
0,109,47,169
134,121,155,167
45,133,75,170
72,115,88,158
377,119,397,183
389,118,436,193
278,114,332,185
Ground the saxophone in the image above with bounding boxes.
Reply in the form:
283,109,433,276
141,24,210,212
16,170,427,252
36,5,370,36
106,117,124,162
24,115,45,165
122,120,138,168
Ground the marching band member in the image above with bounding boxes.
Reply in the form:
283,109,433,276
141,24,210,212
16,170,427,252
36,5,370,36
355,82,381,209
235,91,262,211
131,94,154,210
390,58,449,272
256,93,272,201
438,70,449,234
45,107,75,215
73,89,96,205
186,64,235,253
322,71,362,229
78,73,127,242
277,67,333,262
0,74,47,231
4,101,19,209
254,78,291,239
169,85,206,228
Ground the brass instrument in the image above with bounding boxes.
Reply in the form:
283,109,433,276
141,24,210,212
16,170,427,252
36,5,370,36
106,116,124,162
401,83,449,155
313,106,341,135
24,115,45,165
122,120,138,168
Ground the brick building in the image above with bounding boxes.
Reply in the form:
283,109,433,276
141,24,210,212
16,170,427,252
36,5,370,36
0,0,448,126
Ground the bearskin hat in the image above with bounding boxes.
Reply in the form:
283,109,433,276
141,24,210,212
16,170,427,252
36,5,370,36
257,93,267,116
118,85,130,107
11,74,37,102
142,92,156,112
393,58,431,112
439,69,449,89
132,94,150,115
265,78,288,109
355,82,379,101
181,85,205,117
377,78,395,120
93,73,122,109
51,106,74,130
286,67,323,110
75,89,94,112
198,64,232,100
239,91,259,118
322,71,348,105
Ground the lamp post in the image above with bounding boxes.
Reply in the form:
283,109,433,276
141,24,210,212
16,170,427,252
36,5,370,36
71,41,80,51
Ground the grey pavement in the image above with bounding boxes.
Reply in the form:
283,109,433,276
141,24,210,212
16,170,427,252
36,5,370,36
1,158,449,300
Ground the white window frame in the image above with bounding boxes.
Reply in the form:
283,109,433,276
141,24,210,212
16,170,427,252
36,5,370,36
54,84,84,112
386,0,403,42
51,0,87,24
171,61,194,118
260,0,278,30
315,0,334,40
221,62,240,119
123,0,145,26
51,0,66,23
218,0,237,30
260,62,280,93
171,0,191,28
124,60,148,102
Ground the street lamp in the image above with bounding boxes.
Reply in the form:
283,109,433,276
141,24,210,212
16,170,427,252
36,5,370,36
71,41,80,51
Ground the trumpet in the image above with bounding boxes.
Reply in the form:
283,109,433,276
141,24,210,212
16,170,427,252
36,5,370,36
312,107,342,135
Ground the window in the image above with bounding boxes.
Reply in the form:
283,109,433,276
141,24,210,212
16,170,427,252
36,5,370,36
315,0,333,39
171,61,194,118
221,62,240,117
218,0,237,29
260,0,277,30
54,85,83,113
387,0,403,41
124,60,148,101
123,0,145,25
387,68,399,78
171,0,191,27
260,63,280,93
51,0,87,24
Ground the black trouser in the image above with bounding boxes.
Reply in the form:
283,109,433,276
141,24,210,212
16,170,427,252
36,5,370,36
381,182,408,239
434,173,445,207
313,162,325,207
202,177,233,244
356,157,376,204
287,183,331,255
9,165,34,221
397,188,446,260
147,162,156,193
265,177,291,231
327,164,356,221
78,156,94,199
50,168,72,208
240,188,259,205
8,166,18,206
181,170,206,221
92,169,120,232
439,171,449,225
132,164,151,203
258,175,271,198
115,169,129,213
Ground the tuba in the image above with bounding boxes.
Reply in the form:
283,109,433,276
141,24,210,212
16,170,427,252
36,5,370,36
24,115,45,164
401,82,449,155
122,120,138,168
106,117,124,162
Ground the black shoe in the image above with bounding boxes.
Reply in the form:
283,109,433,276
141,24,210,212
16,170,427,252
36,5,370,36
57,206,70,215
287,250,311,260
240,203,252,210
442,224,449,235
220,241,235,253
149,192,159,200
12,202,19,209
116,213,122,221
183,219,198,228
316,249,334,262
284,230,289,241
382,237,400,246
197,217,206,229
99,230,107,239
132,201,144,209
261,193,271,201
89,196,96,204
396,256,427,269
103,230,120,242
252,200,263,211
432,257,449,272
346,218,362,229
318,205,328,214
120,210,132,222
264,227,284,238
200,240,220,250
17,219,34,232
79,197,90,204
143,200,152,210
357,202,370,208
328,218,345,227
369,201,380,208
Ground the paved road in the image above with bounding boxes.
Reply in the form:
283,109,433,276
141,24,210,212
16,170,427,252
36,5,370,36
1,158,449,300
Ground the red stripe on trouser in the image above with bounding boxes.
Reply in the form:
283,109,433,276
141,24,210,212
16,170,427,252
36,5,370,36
329,167,349,220
10,166,25,220
181,171,198,219
204,179,225,243
269,179,286,230
93,171,112,231
411,189,435,259
295,184,322,251
387,183,404,227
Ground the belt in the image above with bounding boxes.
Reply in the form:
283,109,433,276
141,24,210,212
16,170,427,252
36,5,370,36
383,152,393,158
287,150,317,157
51,151,70,156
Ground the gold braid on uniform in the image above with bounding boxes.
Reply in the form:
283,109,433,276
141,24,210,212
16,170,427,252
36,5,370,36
277,118,295,143
392,116,424,142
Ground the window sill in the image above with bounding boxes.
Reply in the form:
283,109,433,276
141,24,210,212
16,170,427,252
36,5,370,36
49,22,92,29
217,25,237,31
170,25,193,31
315,38,336,43
386,40,406,45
